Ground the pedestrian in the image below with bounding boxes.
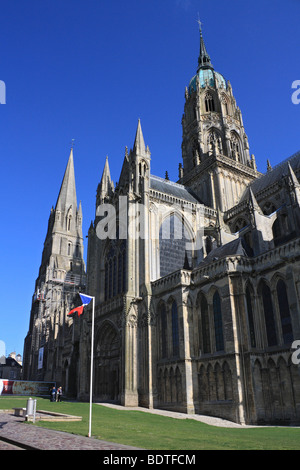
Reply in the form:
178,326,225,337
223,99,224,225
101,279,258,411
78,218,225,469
50,386,56,402
57,386,63,402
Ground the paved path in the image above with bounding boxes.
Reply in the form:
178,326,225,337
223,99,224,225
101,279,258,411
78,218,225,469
98,403,255,428
0,411,140,450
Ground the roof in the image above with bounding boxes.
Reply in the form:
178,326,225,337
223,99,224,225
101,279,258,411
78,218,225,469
150,175,203,204
0,357,22,368
199,238,249,266
242,150,300,199
189,69,227,93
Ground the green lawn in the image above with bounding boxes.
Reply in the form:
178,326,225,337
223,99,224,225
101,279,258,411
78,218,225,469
1,396,300,450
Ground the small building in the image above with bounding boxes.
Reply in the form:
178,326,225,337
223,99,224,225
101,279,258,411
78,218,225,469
0,354,23,380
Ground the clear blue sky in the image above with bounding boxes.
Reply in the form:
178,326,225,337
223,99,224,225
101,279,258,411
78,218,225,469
0,0,299,358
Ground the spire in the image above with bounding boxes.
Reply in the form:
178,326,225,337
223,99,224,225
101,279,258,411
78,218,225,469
287,162,299,187
98,156,114,202
55,147,78,211
133,119,146,155
197,20,213,71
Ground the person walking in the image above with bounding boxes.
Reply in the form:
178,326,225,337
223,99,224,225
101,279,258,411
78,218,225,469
50,386,56,402
57,386,63,402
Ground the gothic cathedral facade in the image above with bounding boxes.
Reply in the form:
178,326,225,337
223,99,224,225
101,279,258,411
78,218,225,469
23,28,300,425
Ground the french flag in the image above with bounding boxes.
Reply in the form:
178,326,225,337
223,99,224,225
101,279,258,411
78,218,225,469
67,293,93,317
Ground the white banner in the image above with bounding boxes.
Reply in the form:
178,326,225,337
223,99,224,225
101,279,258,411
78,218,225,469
38,347,44,370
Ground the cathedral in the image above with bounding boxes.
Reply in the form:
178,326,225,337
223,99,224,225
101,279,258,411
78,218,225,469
23,26,300,425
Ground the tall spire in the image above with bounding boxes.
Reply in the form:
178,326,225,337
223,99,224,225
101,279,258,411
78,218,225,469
133,119,146,155
97,155,114,203
55,147,78,211
197,19,213,71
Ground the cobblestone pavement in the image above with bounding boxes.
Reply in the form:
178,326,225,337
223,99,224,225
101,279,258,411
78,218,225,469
0,412,141,450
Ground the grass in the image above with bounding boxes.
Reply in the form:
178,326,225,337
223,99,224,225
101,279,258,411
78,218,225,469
1,396,300,450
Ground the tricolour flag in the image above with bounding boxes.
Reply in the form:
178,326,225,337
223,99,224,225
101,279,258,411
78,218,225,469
67,293,93,317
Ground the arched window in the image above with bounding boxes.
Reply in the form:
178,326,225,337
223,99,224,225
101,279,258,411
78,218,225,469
221,95,229,116
246,286,256,348
205,236,213,255
200,295,210,354
272,218,281,245
262,201,276,216
160,304,167,359
261,282,277,347
67,242,71,256
159,214,192,277
205,93,215,112
213,291,224,351
104,241,127,300
213,292,224,351
171,301,179,357
230,133,241,162
276,280,293,344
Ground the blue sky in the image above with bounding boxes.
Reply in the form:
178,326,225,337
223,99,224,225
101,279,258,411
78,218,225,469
0,0,299,357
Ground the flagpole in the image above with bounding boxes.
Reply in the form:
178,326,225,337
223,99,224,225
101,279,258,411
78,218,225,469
88,295,95,438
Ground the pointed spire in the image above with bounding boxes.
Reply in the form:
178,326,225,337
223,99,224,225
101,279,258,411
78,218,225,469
98,155,114,202
197,21,213,71
133,119,146,155
55,147,78,211
287,162,299,186
248,187,262,215
77,200,82,218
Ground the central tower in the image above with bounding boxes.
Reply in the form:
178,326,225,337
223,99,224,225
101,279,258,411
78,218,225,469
179,25,258,210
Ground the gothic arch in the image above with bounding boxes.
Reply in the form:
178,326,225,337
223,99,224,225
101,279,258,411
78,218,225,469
233,217,248,233
270,275,294,345
204,91,215,112
245,281,256,348
208,288,225,352
262,201,277,216
206,127,223,155
220,93,230,115
215,362,225,400
94,321,120,402
207,363,216,401
158,300,167,359
198,364,208,402
159,212,194,277
258,279,278,347
103,239,126,300
229,131,243,163
223,361,233,400
197,291,211,355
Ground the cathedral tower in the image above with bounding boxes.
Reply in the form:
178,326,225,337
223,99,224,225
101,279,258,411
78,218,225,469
23,148,86,388
179,24,258,211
